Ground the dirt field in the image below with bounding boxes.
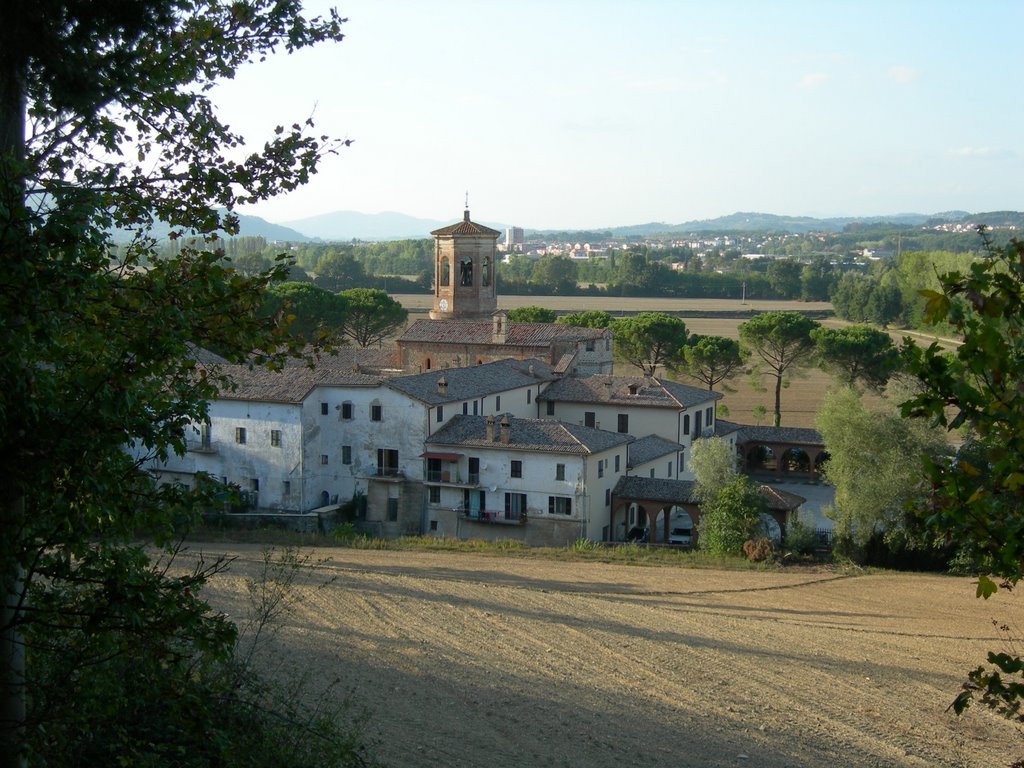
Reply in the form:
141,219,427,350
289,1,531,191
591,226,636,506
187,545,1021,768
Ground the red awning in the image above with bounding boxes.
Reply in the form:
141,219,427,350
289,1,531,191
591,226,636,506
419,452,463,461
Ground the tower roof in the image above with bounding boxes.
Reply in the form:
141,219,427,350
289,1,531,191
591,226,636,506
430,209,501,237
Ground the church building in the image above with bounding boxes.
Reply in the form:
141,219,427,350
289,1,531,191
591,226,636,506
396,209,613,375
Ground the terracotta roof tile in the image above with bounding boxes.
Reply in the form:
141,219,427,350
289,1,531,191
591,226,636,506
427,414,633,455
398,319,605,347
386,357,555,405
539,375,718,409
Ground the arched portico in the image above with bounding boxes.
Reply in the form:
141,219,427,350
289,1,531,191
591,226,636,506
610,476,703,545
736,425,827,483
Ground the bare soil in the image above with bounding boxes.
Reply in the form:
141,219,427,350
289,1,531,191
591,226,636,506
187,545,1021,768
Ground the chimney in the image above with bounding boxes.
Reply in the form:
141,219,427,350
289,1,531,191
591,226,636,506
499,414,510,445
437,376,448,396
492,311,507,344
485,415,495,441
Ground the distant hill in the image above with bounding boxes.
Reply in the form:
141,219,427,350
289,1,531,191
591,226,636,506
234,213,309,242
253,208,1023,241
110,212,309,243
281,210,507,241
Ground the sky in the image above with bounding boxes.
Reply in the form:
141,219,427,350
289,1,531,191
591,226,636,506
221,0,1024,231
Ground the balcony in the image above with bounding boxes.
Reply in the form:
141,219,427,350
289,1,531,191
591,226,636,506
371,466,405,482
456,506,527,526
185,438,218,454
425,470,478,487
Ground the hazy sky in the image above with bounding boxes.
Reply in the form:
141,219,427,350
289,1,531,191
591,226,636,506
221,1,1024,230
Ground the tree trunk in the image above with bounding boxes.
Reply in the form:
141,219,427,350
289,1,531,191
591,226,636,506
1,52,29,768
773,371,783,427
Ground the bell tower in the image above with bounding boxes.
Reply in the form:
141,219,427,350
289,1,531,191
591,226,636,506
429,208,500,320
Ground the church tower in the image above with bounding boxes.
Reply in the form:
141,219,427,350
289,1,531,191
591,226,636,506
428,209,500,320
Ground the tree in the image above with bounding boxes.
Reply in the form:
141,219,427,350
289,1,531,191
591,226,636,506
265,282,349,344
557,310,614,328
338,288,407,347
697,476,767,557
900,235,1024,732
676,335,747,391
690,436,739,503
816,386,947,556
800,257,835,301
315,251,367,292
766,258,802,299
0,3,360,765
506,306,557,324
612,313,689,376
739,312,820,427
530,255,577,295
812,325,899,391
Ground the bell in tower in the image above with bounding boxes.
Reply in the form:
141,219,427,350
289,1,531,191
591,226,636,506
429,208,500,321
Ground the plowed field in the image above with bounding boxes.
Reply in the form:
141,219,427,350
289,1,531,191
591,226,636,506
187,545,1021,768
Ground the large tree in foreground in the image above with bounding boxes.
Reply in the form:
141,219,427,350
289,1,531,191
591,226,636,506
0,3,363,765
613,312,689,376
739,312,820,427
900,234,1024,738
816,385,947,556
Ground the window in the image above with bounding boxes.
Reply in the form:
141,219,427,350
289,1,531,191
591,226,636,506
605,488,611,506
282,480,291,495
320,454,329,465
321,402,329,415
341,401,353,420
377,448,399,476
495,395,501,410
429,486,441,504
468,457,480,484
505,492,527,517
617,414,629,434
548,496,572,515
250,478,259,492
598,460,604,478
683,414,690,436
527,390,531,404
387,497,399,522
615,454,620,472
546,401,555,416
706,406,714,426
584,411,596,428
473,400,479,416
585,340,595,352
511,460,522,478
270,429,281,447
679,452,685,473
429,520,438,531
342,446,352,465
695,410,703,437
667,461,672,477
555,463,565,481
436,405,444,423
650,469,655,478
371,403,382,422
463,402,469,415
235,427,246,444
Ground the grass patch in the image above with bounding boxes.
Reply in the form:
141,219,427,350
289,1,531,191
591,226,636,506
186,526,811,572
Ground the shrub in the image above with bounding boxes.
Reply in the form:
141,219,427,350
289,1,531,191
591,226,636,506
698,476,767,557
743,537,775,562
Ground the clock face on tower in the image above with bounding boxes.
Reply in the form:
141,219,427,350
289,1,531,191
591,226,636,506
438,299,449,312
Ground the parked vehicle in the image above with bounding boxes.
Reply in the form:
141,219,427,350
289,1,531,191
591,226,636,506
668,527,692,546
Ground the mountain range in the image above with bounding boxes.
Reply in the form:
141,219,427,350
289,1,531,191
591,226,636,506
132,209,1024,243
